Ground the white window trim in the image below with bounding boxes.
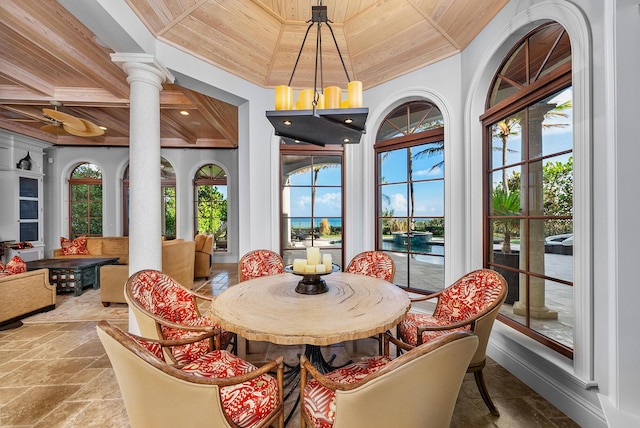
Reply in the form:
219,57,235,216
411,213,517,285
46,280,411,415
465,0,593,384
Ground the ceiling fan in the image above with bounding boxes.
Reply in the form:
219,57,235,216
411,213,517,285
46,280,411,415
41,105,104,137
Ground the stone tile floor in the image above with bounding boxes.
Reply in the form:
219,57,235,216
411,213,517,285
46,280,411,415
0,264,580,427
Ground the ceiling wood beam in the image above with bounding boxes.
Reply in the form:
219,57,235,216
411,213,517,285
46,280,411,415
0,60,55,97
159,112,198,144
1,2,130,99
181,90,238,147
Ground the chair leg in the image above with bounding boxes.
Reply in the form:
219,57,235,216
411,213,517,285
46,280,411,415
473,369,500,416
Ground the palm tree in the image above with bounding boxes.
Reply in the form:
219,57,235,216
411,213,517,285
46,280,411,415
491,99,572,251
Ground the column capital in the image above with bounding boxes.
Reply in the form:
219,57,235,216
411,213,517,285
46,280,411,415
111,53,174,88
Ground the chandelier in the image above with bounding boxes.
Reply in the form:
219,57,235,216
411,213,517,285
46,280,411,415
265,1,368,146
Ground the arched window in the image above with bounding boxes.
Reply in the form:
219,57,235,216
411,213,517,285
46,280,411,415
122,158,176,239
194,164,228,251
375,101,445,292
69,163,102,238
482,22,573,357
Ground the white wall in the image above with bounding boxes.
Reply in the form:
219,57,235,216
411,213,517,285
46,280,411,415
41,145,239,263
10,0,640,425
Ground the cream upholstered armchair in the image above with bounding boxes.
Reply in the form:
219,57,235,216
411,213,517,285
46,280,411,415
194,234,214,279
299,331,478,428
97,320,284,428
345,251,396,282
396,268,507,416
125,269,236,361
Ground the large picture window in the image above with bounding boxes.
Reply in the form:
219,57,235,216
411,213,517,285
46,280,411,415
482,22,573,357
375,101,445,292
280,145,344,268
69,163,102,238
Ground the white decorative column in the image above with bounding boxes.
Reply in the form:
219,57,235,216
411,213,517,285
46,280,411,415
112,53,174,333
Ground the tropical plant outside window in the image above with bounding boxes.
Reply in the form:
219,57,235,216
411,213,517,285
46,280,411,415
375,101,445,293
194,164,228,251
69,163,102,239
122,158,176,239
280,145,344,268
483,21,574,357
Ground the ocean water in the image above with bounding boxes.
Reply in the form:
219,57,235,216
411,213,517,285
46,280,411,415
288,218,342,228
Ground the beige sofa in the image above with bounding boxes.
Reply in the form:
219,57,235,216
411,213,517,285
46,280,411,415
53,236,129,264
99,239,196,306
0,269,56,326
53,237,196,306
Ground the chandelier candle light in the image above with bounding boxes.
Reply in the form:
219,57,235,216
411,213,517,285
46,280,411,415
266,1,368,146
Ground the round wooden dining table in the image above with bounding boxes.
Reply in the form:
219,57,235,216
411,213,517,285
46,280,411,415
211,271,410,426
210,271,411,347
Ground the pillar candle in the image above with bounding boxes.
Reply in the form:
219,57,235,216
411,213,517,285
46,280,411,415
305,264,316,273
324,86,341,109
341,99,349,108
297,89,315,110
275,85,293,110
315,264,326,273
293,258,307,273
306,247,321,265
323,254,332,271
348,81,363,108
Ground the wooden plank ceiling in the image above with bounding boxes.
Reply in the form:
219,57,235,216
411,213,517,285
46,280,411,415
0,0,507,148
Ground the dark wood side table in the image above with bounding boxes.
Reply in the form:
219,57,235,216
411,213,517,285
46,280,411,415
26,257,119,296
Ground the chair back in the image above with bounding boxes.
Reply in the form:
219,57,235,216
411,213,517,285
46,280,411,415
345,251,396,282
96,321,230,428
126,269,204,330
125,269,214,361
434,269,507,365
238,249,285,282
333,331,478,428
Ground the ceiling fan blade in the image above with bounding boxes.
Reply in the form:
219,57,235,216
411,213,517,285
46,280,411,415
43,108,86,131
63,118,104,137
40,124,68,135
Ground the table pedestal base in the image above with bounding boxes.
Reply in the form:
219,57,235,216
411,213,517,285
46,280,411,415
282,344,350,426
295,277,329,295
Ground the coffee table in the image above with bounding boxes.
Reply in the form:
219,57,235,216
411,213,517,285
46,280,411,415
26,257,119,296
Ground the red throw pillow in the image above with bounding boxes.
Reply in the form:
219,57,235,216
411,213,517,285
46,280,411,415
4,256,27,275
60,236,90,255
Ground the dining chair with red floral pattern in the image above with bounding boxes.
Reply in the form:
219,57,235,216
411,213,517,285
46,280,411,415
238,249,285,282
97,320,284,428
396,268,507,416
345,251,396,352
299,331,478,428
237,249,285,354
125,269,236,363
345,251,395,282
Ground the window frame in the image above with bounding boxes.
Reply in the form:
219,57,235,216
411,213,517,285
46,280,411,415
194,163,228,252
68,163,103,239
374,101,446,294
481,22,575,358
279,144,345,267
